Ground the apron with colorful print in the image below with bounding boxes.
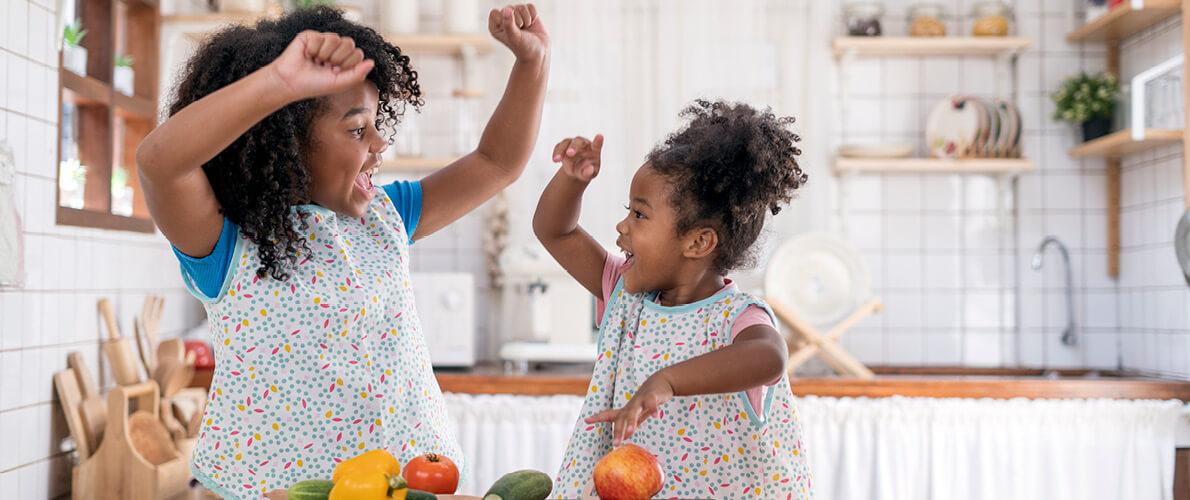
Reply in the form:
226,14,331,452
184,191,463,498
555,278,813,499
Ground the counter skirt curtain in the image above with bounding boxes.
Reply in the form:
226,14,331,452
443,393,1185,500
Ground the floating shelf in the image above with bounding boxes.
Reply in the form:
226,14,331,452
1066,0,1181,42
113,93,157,121
385,34,494,55
832,36,1031,58
161,12,267,24
834,157,1035,175
61,70,113,106
1068,129,1184,158
381,157,456,173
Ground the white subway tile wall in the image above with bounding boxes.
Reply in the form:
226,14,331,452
0,0,207,494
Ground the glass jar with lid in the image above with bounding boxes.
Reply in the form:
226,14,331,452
971,1,1014,36
844,2,884,37
907,3,948,37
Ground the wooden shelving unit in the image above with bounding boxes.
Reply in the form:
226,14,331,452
832,36,1031,58
1066,0,1181,42
381,157,457,173
1068,129,1184,158
834,157,1034,175
161,12,266,24
1065,0,1190,278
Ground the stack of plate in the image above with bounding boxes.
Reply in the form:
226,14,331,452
925,96,1022,159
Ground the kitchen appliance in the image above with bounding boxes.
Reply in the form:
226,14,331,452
498,243,597,371
413,272,477,367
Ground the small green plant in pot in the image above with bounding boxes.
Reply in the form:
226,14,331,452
62,19,88,76
1052,72,1119,142
113,54,135,96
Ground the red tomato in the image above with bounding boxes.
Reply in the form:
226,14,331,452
404,453,459,494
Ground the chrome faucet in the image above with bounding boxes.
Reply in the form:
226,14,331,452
1031,236,1077,346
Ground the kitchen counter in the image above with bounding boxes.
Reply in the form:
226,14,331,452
433,365,1190,401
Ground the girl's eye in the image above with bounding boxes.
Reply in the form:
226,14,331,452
624,205,645,220
350,127,366,139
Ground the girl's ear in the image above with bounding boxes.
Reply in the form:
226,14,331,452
682,227,719,259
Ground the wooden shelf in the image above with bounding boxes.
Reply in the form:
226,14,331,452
385,34,494,55
161,12,266,24
451,88,485,98
834,157,1034,174
833,36,1031,58
113,93,157,121
1068,129,1184,158
1067,0,1181,42
381,157,457,172
61,70,113,106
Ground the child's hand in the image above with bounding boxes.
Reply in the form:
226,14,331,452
551,134,604,182
584,372,675,446
267,31,376,101
488,4,549,61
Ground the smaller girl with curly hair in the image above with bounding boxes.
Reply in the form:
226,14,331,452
536,100,813,499
137,4,548,497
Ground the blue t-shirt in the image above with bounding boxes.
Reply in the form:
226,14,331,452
172,181,422,300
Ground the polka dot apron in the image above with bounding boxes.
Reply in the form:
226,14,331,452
554,279,813,499
184,191,463,498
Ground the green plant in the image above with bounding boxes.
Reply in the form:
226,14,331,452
1051,72,1119,124
115,54,134,68
63,19,86,47
291,0,335,9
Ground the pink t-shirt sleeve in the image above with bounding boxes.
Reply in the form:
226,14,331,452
731,305,782,388
595,253,628,328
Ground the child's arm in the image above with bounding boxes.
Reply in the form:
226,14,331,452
413,5,550,240
532,135,607,297
136,32,374,257
587,324,788,445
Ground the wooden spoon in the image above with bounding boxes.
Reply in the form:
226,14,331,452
68,352,107,454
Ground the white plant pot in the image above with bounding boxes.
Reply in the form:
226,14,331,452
63,45,87,76
114,67,135,96
218,0,265,14
340,5,362,23
382,0,419,34
443,0,480,34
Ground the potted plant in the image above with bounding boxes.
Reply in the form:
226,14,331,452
1052,72,1119,142
114,54,135,96
62,19,87,76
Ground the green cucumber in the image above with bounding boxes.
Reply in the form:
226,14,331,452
288,479,335,500
482,470,553,500
407,489,438,500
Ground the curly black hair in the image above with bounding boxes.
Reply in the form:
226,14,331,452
167,6,422,280
646,100,807,273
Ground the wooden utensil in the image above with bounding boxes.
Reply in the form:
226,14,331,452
133,296,165,376
99,298,143,386
73,381,190,500
152,339,185,397
54,368,92,459
69,352,108,454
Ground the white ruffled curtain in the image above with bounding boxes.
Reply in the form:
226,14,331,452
444,393,1186,500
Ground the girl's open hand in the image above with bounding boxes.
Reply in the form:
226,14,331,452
552,134,604,182
584,372,674,446
268,30,375,101
488,4,549,61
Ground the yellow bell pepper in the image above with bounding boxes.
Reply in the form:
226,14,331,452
333,449,401,483
329,449,407,500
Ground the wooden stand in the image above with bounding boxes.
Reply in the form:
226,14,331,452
767,297,881,379
73,382,190,500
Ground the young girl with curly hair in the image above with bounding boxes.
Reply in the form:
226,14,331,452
535,100,813,499
136,5,548,496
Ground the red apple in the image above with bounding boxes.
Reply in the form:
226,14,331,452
593,444,663,500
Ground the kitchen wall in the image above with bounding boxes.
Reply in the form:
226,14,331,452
370,0,1190,374
1117,18,1190,380
0,0,206,495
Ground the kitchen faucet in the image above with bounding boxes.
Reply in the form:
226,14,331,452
1031,236,1077,346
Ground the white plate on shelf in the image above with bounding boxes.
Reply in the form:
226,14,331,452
926,96,981,159
764,233,871,327
838,143,915,158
